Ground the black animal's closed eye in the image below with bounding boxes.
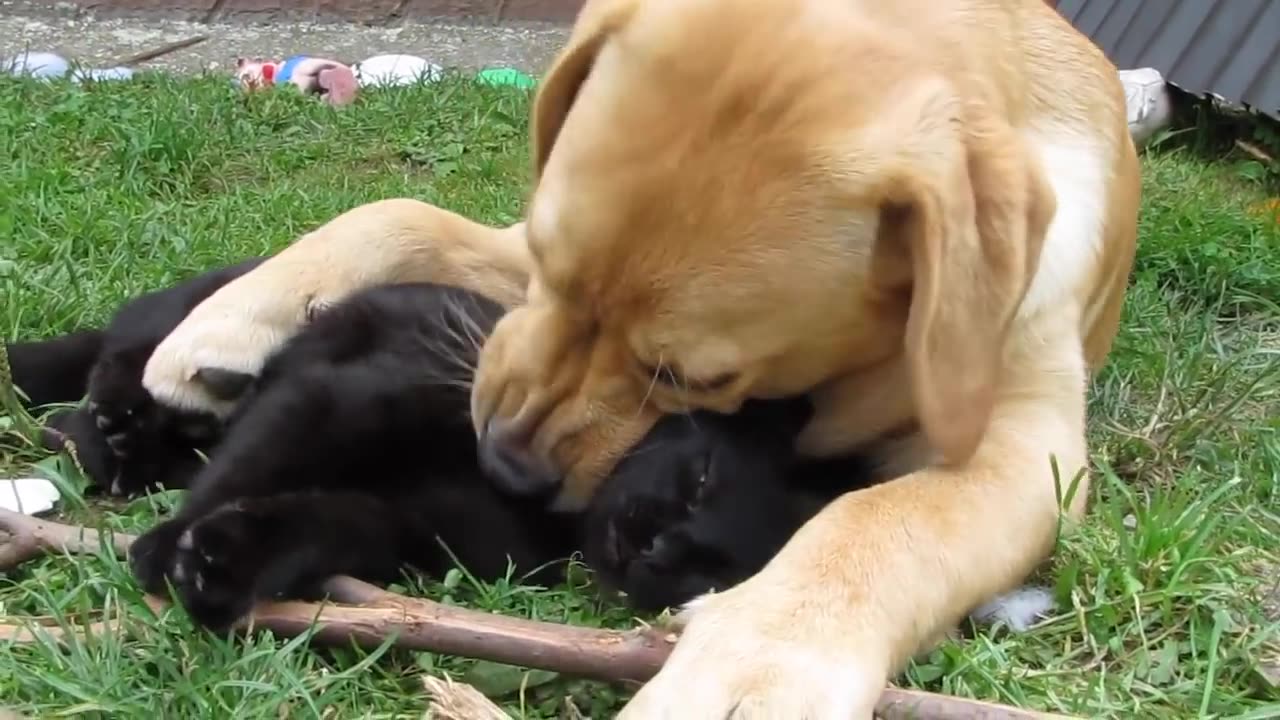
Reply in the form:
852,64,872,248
683,453,712,511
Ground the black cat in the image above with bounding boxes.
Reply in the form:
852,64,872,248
582,398,880,612
124,280,883,629
6,258,268,496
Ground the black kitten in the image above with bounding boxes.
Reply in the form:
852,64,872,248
583,398,882,611
6,258,268,496
128,282,579,629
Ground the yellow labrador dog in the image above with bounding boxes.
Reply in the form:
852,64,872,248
144,0,1139,715
472,0,1138,714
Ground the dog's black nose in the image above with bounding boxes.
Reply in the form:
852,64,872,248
478,419,562,498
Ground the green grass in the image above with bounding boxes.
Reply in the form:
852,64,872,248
0,73,1277,719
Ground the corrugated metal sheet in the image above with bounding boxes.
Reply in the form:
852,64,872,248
1054,0,1280,115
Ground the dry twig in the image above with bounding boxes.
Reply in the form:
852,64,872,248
421,675,510,720
0,509,1078,719
112,36,210,68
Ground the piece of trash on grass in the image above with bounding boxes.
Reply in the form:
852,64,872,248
235,56,360,106
0,477,61,516
3,51,137,83
1118,67,1173,146
2,51,70,78
354,54,442,87
476,67,536,89
71,66,135,82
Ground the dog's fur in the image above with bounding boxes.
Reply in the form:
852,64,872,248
137,0,1140,713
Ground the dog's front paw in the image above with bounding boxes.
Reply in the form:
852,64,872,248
618,580,885,719
142,301,303,419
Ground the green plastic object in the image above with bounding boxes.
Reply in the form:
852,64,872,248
476,67,536,89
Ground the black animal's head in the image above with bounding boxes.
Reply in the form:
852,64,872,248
582,396,821,612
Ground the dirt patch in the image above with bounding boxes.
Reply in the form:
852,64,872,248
1,1,571,75
2,0,584,24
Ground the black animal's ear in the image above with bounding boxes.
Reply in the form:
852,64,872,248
194,367,255,402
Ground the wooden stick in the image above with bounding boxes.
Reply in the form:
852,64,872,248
0,509,1077,719
112,36,210,68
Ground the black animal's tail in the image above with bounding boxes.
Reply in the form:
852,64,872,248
5,330,105,409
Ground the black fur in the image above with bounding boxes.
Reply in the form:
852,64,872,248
127,282,579,629
582,399,880,611
5,258,267,496
6,329,104,409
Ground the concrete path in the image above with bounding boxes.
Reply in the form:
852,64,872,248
0,0,570,76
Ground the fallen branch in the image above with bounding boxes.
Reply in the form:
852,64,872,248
112,36,210,68
0,509,1077,719
0,509,132,569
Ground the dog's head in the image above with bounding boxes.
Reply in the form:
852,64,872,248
472,0,1056,509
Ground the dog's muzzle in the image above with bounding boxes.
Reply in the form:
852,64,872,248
477,418,563,499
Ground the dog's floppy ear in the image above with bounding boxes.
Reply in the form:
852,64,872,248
873,81,1055,464
530,0,634,178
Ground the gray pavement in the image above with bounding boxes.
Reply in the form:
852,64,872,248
0,1,570,76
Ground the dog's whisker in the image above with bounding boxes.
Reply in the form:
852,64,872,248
635,352,665,418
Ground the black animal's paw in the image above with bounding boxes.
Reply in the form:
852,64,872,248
88,397,150,462
166,503,291,630
86,398,218,497
128,517,188,596
86,351,163,464
590,471,724,611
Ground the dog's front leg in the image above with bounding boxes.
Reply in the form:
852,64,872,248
618,328,1090,719
142,199,530,416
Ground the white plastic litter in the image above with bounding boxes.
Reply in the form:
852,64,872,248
0,477,61,516
3,51,71,78
3,51,137,83
72,66,136,82
353,54,442,87
1119,67,1173,146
